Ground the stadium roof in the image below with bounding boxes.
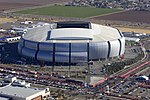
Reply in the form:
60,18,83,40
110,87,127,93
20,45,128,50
56,21,91,29
50,28,93,40
23,22,122,43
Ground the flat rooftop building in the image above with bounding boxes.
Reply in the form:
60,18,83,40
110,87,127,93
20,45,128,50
0,85,50,100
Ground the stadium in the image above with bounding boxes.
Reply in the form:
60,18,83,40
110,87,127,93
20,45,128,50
18,21,125,64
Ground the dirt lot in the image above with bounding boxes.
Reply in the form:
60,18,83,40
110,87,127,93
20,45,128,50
117,27,150,34
0,0,70,11
93,10,150,24
0,18,17,24
0,2,36,11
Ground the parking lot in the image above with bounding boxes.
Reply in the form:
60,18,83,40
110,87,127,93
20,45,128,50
0,38,144,86
124,45,142,60
0,19,149,100
111,79,138,95
131,87,150,99
108,67,150,100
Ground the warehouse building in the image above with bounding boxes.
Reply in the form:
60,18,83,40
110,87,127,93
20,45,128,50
0,76,50,100
0,85,50,100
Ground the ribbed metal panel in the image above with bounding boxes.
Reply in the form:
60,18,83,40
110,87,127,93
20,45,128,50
55,52,69,62
19,38,125,63
89,42,108,59
71,52,87,62
25,40,38,50
22,47,36,58
55,43,69,52
37,51,53,61
120,37,125,55
109,40,120,57
39,43,53,51
71,43,87,52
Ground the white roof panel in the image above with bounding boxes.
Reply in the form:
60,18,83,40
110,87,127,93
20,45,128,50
50,28,93,40
23,22,122,43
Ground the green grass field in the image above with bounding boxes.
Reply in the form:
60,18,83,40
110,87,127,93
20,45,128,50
16,6,122,18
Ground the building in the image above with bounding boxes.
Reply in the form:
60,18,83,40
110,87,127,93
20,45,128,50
0,76,50,100
18,21,125,64
125,37,140,42
20,21,33,25
5,36,21,42
0,85,50,100
0,36,21,42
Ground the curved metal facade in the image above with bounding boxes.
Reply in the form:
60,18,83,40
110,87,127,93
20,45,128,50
18,37,125,63
119,37,125,56
18,22,125,63
89,42,108,59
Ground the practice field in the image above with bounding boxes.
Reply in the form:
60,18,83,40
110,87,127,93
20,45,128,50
16,6,122,18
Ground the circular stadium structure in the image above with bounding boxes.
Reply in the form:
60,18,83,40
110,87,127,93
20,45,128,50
18,21,125,64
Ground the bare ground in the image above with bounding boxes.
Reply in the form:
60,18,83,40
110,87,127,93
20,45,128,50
117,27,150,34
93,10,150,24
0,0,71,11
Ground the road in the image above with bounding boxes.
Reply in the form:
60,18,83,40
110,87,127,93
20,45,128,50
87,38,150,100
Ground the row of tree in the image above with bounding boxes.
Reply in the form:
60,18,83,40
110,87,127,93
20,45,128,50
104,52,144,75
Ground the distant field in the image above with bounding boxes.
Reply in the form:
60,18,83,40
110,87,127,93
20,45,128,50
0,0,70,11
94,10,150,23
16,6,122,18
0,0,70,5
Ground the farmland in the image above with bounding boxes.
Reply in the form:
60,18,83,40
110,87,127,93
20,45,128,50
0,2,36,11
0,0,70,11
16,6,122,18
93,10,150,24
